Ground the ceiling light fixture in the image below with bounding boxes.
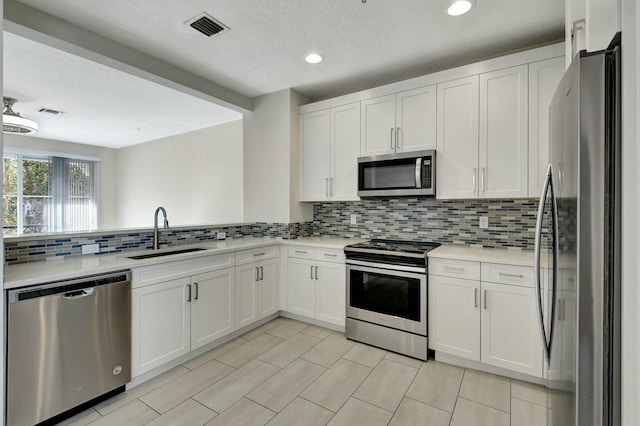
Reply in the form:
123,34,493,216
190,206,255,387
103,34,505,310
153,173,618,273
3,97,38,135
305,53,323,64
447,0,475,16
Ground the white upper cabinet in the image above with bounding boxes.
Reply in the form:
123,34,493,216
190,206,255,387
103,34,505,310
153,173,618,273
300,103,360,202
436,76,480,199
300,110,331,201
528,57,565,197
479,65,529,198
361,86,437,156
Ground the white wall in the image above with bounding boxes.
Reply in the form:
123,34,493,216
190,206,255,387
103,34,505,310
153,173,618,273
243,89,312,224
2,133,119,228
116,120,243,227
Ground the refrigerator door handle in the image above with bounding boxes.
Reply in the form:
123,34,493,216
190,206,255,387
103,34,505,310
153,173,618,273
534,163,553,361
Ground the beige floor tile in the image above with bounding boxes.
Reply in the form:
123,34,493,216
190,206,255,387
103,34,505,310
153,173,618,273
194,359,280,412
145,399,217,426
140,360,235,413
216,333,284,368
183,338,248,370
327,398,392,426
247,359,326,412
459,369,511,412
384,352,425,369
88,400,158,426
512,379,548,407
258,333,321,367
94,366,190,415
300,333,355,367
405,361,464,413
241,319,283,340
353,359,418,412
300,324,333,339
342,342,387,368
265,318,309,339
204,398,275,426
300,358,372,412
266,398,334,426
450,398,510,426
56,408,101,426
389,397,451,426
511,397,548,426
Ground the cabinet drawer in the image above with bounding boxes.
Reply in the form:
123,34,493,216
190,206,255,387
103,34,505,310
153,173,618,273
316,248,345,263
236,245,278,265
429,258,480,280
132,253,235,288
481,263,534,287
288,246,317,260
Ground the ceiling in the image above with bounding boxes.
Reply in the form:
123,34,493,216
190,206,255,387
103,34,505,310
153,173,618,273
5,0,564,148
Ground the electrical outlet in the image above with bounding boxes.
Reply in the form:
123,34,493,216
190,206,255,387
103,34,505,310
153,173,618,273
350,214,357,225
216,232,227,240
479,216,489,229
81,243,100,254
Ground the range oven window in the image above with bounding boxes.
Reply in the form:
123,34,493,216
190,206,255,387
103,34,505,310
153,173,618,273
349,269,421,322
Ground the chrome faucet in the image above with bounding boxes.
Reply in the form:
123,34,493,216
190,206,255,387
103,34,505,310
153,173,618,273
153,206,169,250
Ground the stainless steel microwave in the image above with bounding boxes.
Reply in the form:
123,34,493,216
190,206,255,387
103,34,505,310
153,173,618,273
357,150,435,197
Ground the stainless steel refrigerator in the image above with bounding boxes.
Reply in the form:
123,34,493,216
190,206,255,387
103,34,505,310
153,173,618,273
534,34,621,426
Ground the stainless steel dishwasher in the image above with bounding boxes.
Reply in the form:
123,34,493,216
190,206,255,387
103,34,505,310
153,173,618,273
6,271,132,426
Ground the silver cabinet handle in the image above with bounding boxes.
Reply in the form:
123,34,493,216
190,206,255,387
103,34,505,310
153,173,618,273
330,177,334,196
483,290,487,309
473,168,477,192
295,250,308,254
194,282,199,300
481,167,486,192
253,252,266,257
315,266,319,280
474,288,478,308
443,266,464,273
323,253,337,257
187,284,192,302
415,158,422,189
260,266,264,281
325,178,329,196
310,265,314,280
499,272,524,279
390,128,394,149
256,267,260,281
396,127,400,149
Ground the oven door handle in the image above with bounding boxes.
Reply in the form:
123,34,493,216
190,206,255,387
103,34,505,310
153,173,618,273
346,260,427,275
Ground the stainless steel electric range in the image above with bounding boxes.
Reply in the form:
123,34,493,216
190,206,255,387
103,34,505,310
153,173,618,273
344,239,440,361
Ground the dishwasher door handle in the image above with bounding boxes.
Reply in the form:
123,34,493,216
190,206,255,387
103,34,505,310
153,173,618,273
62,288,95,299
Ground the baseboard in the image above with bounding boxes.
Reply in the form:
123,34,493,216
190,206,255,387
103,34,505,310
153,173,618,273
435,351,546,385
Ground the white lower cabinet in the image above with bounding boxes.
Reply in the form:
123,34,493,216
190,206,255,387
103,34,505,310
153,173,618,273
132,264,235,377
429,258,543,377
286,246,346,327
235,246,280,330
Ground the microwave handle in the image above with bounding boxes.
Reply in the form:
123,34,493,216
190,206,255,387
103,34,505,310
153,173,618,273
415,158,422,189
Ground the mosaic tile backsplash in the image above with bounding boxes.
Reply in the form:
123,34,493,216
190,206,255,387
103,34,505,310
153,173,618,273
5,198,538,264
312,198,538,249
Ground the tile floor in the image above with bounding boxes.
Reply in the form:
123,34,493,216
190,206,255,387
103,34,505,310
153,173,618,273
58,318,548,426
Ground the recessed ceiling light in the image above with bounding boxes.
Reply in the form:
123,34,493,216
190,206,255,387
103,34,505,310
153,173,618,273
305,53,323,64
447,0,475,16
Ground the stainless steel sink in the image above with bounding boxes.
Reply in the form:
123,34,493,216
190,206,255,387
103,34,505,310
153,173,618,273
126,247,207,260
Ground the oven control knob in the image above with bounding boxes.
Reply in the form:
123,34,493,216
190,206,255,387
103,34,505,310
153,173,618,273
113,365,123,375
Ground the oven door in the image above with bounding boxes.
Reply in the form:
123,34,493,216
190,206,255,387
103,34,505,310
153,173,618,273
346,262,427,335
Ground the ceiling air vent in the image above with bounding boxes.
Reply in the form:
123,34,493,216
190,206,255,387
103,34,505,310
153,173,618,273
37,108,66,115
185,13,229,37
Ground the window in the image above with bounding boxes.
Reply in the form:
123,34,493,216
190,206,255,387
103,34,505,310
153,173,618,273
3,153,99,236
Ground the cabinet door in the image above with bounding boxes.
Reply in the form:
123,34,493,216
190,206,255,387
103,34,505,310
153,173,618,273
330,102,361,200
436,76,479,199
287,257,316,319
315,260,346,327
300,110,331,201
479,65,529,198
395,85,437,153
360,95,396,156
191,268,235,350
132,277,190,377
235,262,258,329
429,275,480,361
528,57,565,197
257,258,279,319
480,282,543,377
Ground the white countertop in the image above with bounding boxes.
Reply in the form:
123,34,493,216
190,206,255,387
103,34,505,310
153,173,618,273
3,236,361,289
428,245,536,267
